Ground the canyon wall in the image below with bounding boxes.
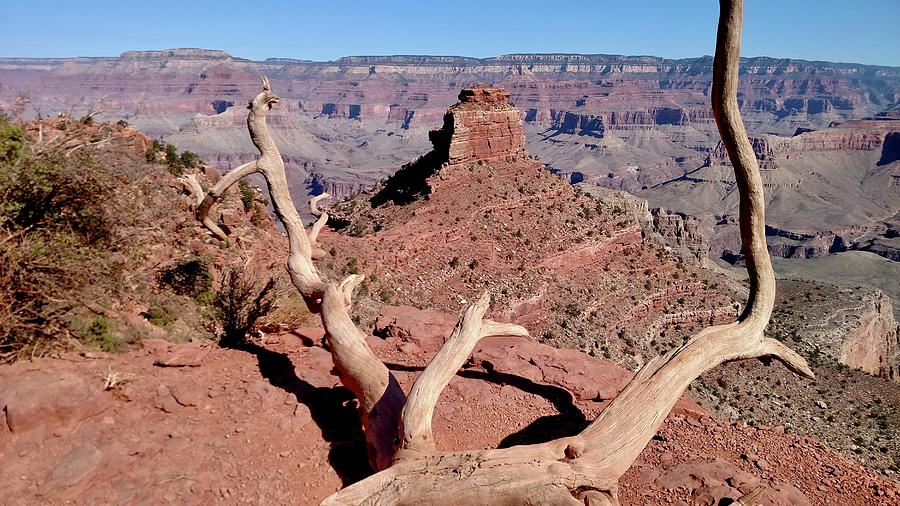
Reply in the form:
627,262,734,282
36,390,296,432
1,48,897,263
840,292,900,382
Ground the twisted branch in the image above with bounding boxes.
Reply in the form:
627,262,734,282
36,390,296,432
399,292,529,454
321,1,811,504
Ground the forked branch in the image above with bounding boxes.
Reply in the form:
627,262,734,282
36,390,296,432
193,77,405,471
321,1,812,504
399,292,529,454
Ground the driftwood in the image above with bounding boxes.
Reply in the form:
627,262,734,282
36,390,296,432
191,1,811,504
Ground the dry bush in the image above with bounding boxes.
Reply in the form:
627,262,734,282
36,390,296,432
0,117,121,361
213,268,277,347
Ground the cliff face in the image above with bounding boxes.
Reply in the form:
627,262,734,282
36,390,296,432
640,115,900,264
329,87,735,373
568,184,709,263
840,292,900,382
430,87,527,164
2,50,897,134
4,49,896,268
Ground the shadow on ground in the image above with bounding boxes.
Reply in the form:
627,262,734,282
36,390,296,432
385,361,590,448
228,340,372,486
229,336,592,486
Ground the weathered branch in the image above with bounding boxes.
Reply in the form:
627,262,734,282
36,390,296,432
238,78,402,470
194,161,258,241
309,193,330,218
308,193,331,260
321,277,406,471
180,174,205,207
399,292,529,454
321,1,812,504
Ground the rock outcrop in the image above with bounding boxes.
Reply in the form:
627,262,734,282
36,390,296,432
367,86,529,207
575,183,710,262
428,86,526,165
840,292,900,382
0,371,110,433
879,131,900,166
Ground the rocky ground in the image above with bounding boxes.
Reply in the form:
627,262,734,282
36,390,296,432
693,280,900,479
2,308,898,505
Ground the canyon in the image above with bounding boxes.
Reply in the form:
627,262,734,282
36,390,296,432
2,54,900,501
1,50,898,264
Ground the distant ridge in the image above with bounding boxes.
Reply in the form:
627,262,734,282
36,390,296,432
1,48,898,72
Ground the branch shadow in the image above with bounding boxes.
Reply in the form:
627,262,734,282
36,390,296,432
384,361,589,448
231,336,592,487
228,340,372,486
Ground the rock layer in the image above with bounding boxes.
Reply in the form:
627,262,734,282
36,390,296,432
429,86,526,165
840,292,900,382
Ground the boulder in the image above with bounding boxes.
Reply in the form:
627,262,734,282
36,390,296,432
0,371,110,433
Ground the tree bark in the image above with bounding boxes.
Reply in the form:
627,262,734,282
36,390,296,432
193,3,810,503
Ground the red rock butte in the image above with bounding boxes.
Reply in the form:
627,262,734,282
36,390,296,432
428,86,527,165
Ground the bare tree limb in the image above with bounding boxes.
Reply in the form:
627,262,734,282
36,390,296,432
321,277,406,471
321,1,812,504
399,292,529,454
308,193,331,259
194,161,258,240
180,174,205,207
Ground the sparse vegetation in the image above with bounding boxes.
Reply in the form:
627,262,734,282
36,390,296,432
83,315,119,352
213,269,276,347
0,115,120,360
239,180,255,211
158,257,213,301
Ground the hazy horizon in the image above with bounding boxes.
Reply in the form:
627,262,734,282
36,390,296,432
3,47,900,69
1,0,898,67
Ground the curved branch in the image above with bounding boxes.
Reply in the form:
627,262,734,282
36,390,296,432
310,193,331,217
321,278,406,471
245,78,326,302
194,161,258,240
180,174,204,207
309,193,331,260
711,0,775,326
567,0,812,478
399,292,529,454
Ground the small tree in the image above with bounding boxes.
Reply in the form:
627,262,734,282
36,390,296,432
179,150,199,168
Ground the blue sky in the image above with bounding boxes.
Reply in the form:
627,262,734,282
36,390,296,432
1,1,898,66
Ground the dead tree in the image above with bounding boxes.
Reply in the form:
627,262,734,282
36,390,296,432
190,1,812,503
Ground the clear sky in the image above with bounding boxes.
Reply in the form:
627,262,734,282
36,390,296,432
1,1,898,66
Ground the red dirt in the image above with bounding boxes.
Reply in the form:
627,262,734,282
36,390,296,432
2,307,896,505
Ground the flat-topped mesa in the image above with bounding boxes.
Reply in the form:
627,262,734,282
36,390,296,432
428,86,527,165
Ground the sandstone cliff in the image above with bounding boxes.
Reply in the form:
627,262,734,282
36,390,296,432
429,87,527,164
840,292,900,382
328,88,734,374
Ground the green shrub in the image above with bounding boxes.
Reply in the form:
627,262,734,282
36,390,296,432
0,146,112,245
145,139,162,162
158,258,213,300
179,150,199,168
140,306,176,328
0,121,24,163
165,145,184,175
238,180,255,211
84,315,119,352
